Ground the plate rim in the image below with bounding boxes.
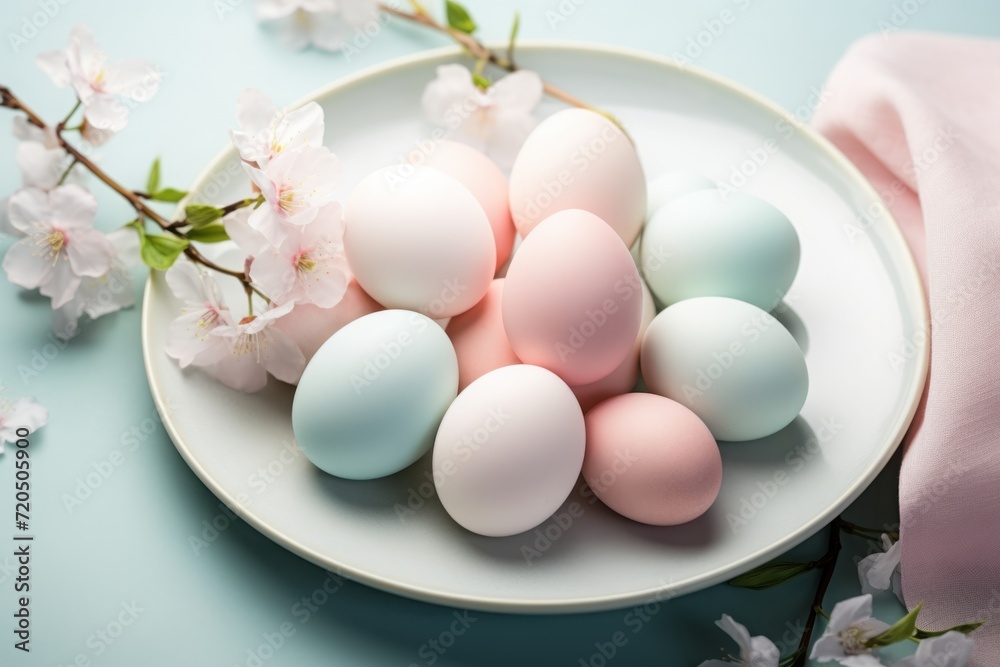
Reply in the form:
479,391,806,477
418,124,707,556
140,40,930,614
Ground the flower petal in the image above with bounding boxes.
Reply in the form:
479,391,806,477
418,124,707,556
261,327,306,384
102,59,161,101
249,250,297,302
16,141,67,190
271,101,325,156
35,49,70,87
261,12,312,51
212,352,270,393
826,594,875,634
489,69,544,114
6,397,49,433
7,187,51,234
49,184,98,230
166,309,230,368
83,94,128,135
165,259,222,306
422,64,478,125
65,228,115,277
715,614,753,655
39,255,81,308
224,208,270,256
3,238,54,289
256,0,300,20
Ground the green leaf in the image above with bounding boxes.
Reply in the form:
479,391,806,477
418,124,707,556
185,223,229,244
151,188,188,203
183,204,224,227
915,621,984,639
728,561,817,590
445,0,476,33
146,158,161,195
866,603,922,648
507,12,520,61
127,219,189,271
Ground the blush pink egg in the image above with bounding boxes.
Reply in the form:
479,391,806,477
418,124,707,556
502,209,643,386
446,279,521,391
275,278,383,366
583,393,722,526
413,140,516,271
572,281,655,413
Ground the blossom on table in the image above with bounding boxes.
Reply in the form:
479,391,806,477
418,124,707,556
891,631,973,667
52,227,138,340
2,185,115,308
209,301,306,393
245,144,340,246
858,534,903,604
164,260,233,369
422,64,543,167
255,0,381,52
247,203,348,307
698,614,780,667
230,89,325,169
36,24,161,144
0,395,48,453
810,594,890,666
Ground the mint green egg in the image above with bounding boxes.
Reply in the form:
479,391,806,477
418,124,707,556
292,309,458,480
641,190,800,311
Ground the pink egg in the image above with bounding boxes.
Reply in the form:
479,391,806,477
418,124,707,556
413,140,516,271
583,393,722,526
502,210,643,386
275,278,383,366
446,279,521,391
572,281,655,412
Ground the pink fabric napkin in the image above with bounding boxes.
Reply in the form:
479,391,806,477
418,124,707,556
812,32,1000,665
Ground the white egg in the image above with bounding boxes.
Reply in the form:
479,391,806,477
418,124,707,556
292,310,458,480
641,297,808,442
344,166,496,318
508,109,646,246
432,365,585,537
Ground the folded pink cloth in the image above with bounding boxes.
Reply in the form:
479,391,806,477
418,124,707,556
813,32,1000,665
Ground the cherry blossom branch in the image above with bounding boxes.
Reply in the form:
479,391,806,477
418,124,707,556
789,522,842,667
377,2,630,138
0,86,265,296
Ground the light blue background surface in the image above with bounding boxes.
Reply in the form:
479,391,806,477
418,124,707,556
1,1,997,665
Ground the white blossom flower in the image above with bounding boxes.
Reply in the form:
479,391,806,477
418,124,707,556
36,24,161,142
892,631,973,667
52,227,138,339
698,614,780,667
0,395,48,453
245,145,340,246
255,0,380,52
230,89,325,170
16,141,70,191
222,207,269,257
858,534,903,603
164,260,233,369
811,595,890,666
2,185,115,308
248,203,348,307
209,301,306,393
422,64,543,167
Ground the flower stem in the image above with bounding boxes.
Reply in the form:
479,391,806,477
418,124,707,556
377,3,631,140
56,157,79,186
0,86,264,296
791,522,842,667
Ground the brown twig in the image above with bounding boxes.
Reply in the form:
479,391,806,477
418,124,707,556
790,522,842,667
1,86,253,286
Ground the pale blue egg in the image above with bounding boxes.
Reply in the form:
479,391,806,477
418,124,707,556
641,190,800,311
640,297,808,442
292,309,458,480
646,169,716,216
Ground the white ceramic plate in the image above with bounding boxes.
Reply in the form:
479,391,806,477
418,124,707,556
141,42,927,613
